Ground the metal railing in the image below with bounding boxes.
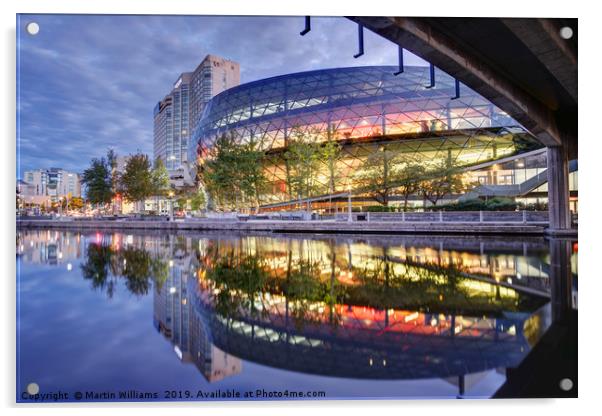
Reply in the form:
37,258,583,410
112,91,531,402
334,210,549,223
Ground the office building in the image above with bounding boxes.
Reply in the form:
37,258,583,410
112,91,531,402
21,168,81,201
154,55,240,177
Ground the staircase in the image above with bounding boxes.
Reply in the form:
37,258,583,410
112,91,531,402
459,160,577,201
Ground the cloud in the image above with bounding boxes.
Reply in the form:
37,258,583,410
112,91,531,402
17,14,427,176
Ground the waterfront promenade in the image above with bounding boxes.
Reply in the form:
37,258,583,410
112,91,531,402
17,216,553,235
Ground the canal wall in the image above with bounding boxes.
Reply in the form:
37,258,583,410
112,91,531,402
17,218,548,235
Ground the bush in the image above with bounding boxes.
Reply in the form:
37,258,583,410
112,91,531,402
431,199,484,211
517,201,548,211
432,197,517,211
485,197,517,211
366,205,399,212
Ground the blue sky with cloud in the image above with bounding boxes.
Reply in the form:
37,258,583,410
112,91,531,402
17,14,426,176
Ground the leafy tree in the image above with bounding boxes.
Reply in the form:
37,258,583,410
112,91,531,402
119,153,154,211
69,196,85,211
396,160,426,211
106,148,119,192
189,186,207,212
320,129,342,197
151,157,171,197
355,144,400,206
238,139,268,211
81,157,113,208
202,134,242,210
283,129,322,202
175,196,187,211
418,159,467,207
202,134,268,211
105,149,121,213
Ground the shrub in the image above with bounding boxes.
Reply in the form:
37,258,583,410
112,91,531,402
366,205,399,212
431,197,517,211
485,197,517,211
431,199,484,211
517,201,548,211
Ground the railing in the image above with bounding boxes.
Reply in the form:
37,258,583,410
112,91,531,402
334,211,549,223
460,160,578,200
17,210,550,224
238,211,311,221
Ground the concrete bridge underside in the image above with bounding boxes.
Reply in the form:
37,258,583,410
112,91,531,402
347,17,577,233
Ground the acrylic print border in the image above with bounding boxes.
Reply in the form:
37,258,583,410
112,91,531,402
15,11,578,403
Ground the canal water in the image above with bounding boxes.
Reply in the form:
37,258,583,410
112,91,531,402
16,229,578,401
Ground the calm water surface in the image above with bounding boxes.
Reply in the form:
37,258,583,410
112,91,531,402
16,229,578,401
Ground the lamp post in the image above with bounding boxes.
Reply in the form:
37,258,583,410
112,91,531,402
347,185,353,222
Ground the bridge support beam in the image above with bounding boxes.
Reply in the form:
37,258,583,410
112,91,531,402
548,238,574,322
546,145,572,233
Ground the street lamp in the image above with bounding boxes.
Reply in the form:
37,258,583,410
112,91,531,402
347,184,353,222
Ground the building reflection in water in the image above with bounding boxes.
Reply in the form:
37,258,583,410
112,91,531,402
16,229,82,267
152,236,242,382
16,230,577,395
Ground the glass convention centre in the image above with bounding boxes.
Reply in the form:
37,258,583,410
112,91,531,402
189,65,578,212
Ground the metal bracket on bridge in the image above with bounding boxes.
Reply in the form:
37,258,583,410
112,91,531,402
300,16,311,36
452,78,461,99
353,24,364,58
393,46,405,75
425,63,436,88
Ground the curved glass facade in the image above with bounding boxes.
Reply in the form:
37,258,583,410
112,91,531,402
191,66,541,205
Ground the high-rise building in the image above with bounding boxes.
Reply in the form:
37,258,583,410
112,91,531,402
22,168,81,200
153,73,191,171
153,95,173,170
190,55,241,134
153,55,240,174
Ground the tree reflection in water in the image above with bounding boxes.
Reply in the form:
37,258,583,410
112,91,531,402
80,241,168,298
348,257,530,315
198,239,545,330
204,245,347,330
22,229,547,326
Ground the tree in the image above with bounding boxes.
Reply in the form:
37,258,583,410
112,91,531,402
69,196,85,211
319,130,342,199
418,159,467,207
106,148,120,213
189,186,207,212
151,157,171,197
396,160,426,211
106,148,119,192
81,156,113,208
202,134,241,210
355,144,400,206
119,153,153,212
238,139,268,211
283,129,322,203
202,134,268,211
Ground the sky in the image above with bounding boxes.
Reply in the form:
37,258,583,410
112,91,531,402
16,14,427,176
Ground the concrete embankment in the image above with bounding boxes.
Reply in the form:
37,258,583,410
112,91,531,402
17,219,548,235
